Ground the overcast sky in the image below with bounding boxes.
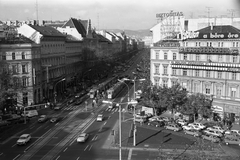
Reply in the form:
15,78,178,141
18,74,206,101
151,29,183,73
0,0,239,30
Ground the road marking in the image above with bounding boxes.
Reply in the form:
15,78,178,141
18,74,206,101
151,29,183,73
76,157,80,160
13,154,20,160
88,144,93,151
55,122,59,126
103,122,107,126
12,144,16,147
30,125,35,129
84,145,89,151
0,152,3,156
36,126,42,130
25,142,34,151
44,126,49,129
92,135,98,141
55,155,60,160
63,147,68,152
128,148,133,160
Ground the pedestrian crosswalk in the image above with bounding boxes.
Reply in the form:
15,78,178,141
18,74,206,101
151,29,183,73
62,105,79,111
105,108,126,112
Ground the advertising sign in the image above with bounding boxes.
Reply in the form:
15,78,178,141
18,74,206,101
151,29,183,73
156,11,183,18
179,31,240,39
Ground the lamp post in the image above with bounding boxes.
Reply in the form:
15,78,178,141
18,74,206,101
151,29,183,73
102,100,137,160
54,78,65,104
122,77,145,146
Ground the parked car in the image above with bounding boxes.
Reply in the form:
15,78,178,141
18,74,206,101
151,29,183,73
202,134,220,143
54,106,61,110
148,116,162,122
134,116,147,123
50,116,61,123
184,129,202,137
160,117,170,122
225,130,240,136
147,120,165,127
96,114,103,122
38,115,48,123
206,126,225,133
176,119,188,126
224,137,240,146
165,123,182,132
188,123,206,130
17,134,31,145
77,133,89,143
204,129,223,137
182,125,194,131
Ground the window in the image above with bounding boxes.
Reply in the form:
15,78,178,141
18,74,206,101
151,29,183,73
195,70,199,77
163,65,168,75
22,64,28,73
13,77,20,88
207,55,211,61
172,69,176,75
217,72,222,79
205,85,211,94
218,55,223,62
154,78,159,87
206,70,210,78
183,54,187,60
237,42,239,47
196,42,198,47
173,53,176,60
163,80,168,87
12,52,15,60
199,42,201,46
233,55,238,63
232,72,237,80
233,42,235,47
22,77,28,87
209,42,212,47
156,51,159,59
196,55,200,61
22,92,28,106
231,88,236,98
164,53,168,60
155,65,159,74
2,54,6,60
12,65,18,74
185,42,188,47
193,83,199,92
183,69,187,76
221,42,224,47
218,42,221,47
207,42,209,46
216,86,222,96
22,52,25,59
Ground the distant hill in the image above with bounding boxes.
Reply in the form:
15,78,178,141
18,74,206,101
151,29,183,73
107,29,152,39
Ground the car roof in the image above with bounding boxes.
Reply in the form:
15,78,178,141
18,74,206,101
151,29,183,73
79,133,87,136
21,134,30,137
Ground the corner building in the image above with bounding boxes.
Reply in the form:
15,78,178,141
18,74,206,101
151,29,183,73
172,25,240,121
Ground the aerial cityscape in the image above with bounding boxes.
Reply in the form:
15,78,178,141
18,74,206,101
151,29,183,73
1,0,240,160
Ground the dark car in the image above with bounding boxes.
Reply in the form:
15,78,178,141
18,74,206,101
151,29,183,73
50,117,61,123
147,120,165,127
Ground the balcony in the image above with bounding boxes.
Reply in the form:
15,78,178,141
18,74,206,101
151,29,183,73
171,60,240,72
179,47,239,55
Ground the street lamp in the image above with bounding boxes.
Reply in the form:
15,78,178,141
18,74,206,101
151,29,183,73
54,78,66,104
102,100,137,160
122,77,145,146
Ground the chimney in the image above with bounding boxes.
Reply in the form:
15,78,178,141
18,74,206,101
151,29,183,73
210,22,213,30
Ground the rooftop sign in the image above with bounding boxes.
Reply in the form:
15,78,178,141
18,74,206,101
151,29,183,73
156,11,183,18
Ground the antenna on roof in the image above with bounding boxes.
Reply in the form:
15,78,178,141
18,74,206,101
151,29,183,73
97,13,99,31
36,0,39,24
228,9,236,25
206,7,212,26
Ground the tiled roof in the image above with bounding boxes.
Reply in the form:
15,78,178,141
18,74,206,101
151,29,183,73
197,25,240,34
30,25,65,37
79,20,88,32
0,34,35,44
62,18,86,37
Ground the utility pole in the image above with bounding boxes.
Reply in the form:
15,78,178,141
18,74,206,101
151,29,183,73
42,65,52,100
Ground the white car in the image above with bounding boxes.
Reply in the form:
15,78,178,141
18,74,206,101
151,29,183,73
17,134,31,145
148,116,162,122
225,130,240,136
207,126,225,133
96,114,103,122
182,125,194,131
176,119,188,126
38,115,48,123
204,129,223,137
188,123,206,130
77,133,89,143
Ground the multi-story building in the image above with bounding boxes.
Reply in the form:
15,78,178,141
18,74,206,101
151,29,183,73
0,33,41,106
17,24,67,103
171,25,240,121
